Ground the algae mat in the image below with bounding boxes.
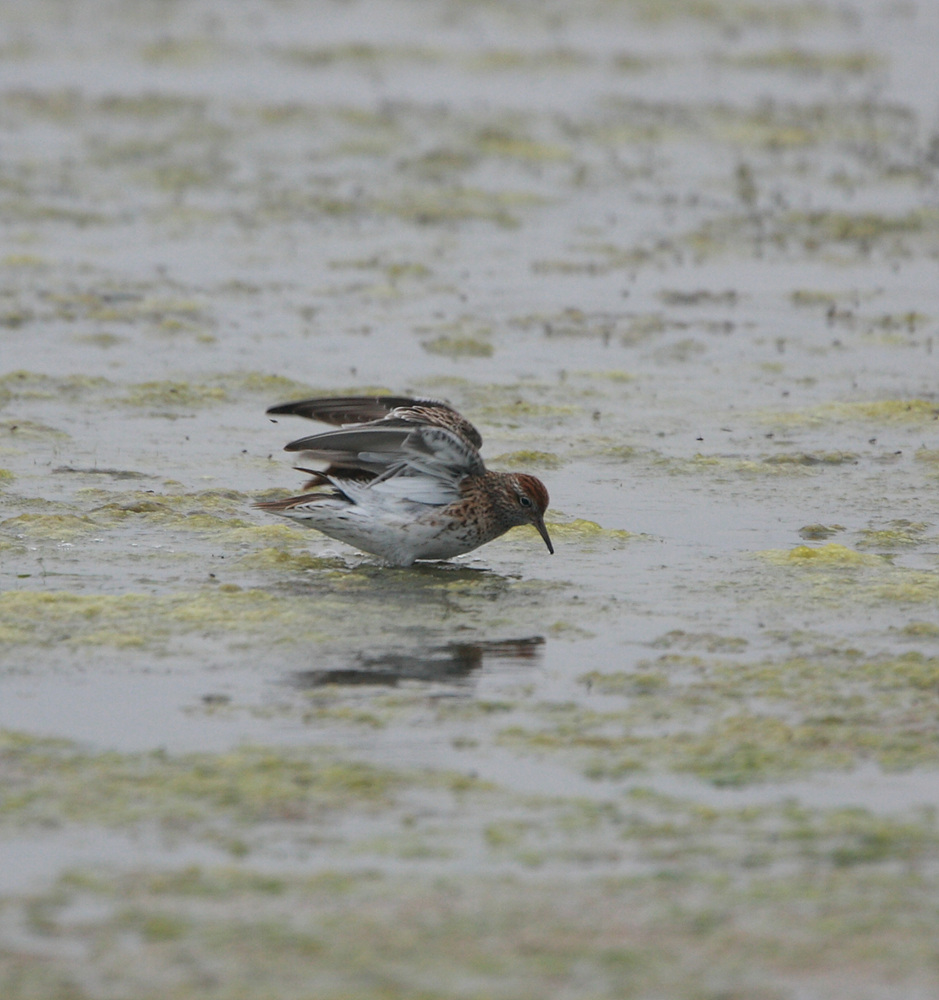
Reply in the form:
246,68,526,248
3,0,939,997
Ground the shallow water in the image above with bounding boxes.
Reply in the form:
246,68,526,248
3,0,939,996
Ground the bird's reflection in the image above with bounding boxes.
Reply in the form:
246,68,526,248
290,636,544,688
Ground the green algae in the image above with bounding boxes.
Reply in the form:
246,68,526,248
467,47,591,73
0,488,266,542
580,437,638,463
375,186,542,228
798,524,845,540
753,554,939,606
86,486,245,516
473,399,581,422
474,129,572,162
328,257,430,281
705,101,916,154
234,547,344,574
757,544,883,566
575,369,636,383
870,572,939,604
95,92,208,119
723,48,883,77
683,206,939,262
1,513,100,539
277,43,439,69
0,418,69,443
660,450,856,478
0,554,575,650
901,621,939,639
0,245,31,272
0,201,110,227
117,381,239,409
73,331,127,348
760,398,939,428
0,371,317,412
44,291,209,328
5,856,939,1000
421,335,494,358
834,400,939,422
579,670,670,696
490,450,563,470
680,453,810,477
648,715,861,786
0,370,113,401
791,210,931,245
651,630,748,653
263,178,543,227
502,649,939,785
658,288,738,307
0,623,31,643
747,542,939,606
0,588,315,648
139,37,226,67
857,522,929,550
0,732,404,829
509,307,641,340
296,700,389,731
544,519,635,544
762,451,857,467
629,0,832,29
791,289,840,308
0,307,32,328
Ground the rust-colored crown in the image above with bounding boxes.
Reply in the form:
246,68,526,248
514,474,550,514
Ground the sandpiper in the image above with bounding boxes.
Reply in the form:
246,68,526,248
256,395,553,566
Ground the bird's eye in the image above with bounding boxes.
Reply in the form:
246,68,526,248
518,495,533,508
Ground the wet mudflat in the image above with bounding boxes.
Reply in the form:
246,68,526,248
2,0,939,997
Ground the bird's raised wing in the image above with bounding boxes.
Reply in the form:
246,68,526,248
284,421,484,503
266,395,486,505
267,395,483,449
